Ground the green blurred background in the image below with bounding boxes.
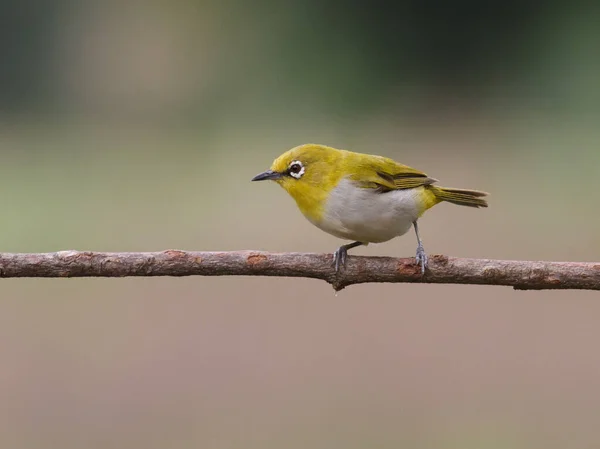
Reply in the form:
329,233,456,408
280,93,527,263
1,1,599,447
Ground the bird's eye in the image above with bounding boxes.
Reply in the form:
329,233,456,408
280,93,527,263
288,160,305,179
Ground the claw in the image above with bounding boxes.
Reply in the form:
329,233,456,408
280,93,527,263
415,245,428,274
332,246,347,272
332,242,363,273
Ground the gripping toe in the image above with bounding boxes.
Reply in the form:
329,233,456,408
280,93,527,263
415,245,428,274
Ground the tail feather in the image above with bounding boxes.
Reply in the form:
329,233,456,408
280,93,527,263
430,186,489,208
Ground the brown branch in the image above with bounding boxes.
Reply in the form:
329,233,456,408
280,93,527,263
0,250,598,291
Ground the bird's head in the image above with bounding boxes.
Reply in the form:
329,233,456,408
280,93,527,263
251,144,345,220
251,143,342,193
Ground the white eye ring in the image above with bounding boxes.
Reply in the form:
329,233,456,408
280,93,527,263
288,160,305,179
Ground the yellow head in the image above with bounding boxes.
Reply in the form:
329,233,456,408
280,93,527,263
251,144,345,222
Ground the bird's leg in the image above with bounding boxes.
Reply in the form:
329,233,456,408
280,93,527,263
413,220,428,274
333,241,363,272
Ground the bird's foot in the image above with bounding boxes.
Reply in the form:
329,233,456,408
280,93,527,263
332,242,363,273
415,244,428,274
332,246,348,272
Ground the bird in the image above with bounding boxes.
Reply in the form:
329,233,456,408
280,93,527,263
251,144,488,273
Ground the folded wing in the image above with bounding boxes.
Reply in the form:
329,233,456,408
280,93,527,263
348,155,438,192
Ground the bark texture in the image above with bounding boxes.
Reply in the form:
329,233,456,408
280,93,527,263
0,250,598,291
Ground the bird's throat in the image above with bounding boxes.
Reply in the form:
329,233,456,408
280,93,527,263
284,183,327,224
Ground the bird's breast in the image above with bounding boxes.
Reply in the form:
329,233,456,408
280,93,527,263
315,178,427,243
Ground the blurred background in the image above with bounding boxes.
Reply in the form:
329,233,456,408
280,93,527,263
0,0,599,447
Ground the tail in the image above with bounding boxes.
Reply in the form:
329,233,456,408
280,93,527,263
430,186,489,208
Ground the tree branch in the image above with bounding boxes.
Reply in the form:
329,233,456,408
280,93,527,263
0,250,598,291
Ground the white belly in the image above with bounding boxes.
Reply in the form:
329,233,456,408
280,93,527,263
313,178,423,243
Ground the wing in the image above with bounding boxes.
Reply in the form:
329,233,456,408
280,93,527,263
348,154,438,192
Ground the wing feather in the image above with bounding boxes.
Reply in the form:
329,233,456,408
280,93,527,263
347,154,437,191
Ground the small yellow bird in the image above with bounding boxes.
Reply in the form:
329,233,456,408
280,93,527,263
252,144,488,273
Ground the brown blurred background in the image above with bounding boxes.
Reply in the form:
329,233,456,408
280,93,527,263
1,1,599,448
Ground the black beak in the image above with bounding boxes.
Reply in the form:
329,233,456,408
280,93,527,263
251,170,282,181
